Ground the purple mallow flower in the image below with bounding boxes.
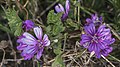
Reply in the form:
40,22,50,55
55,0,70,21
80,15,115,58
22,20,34,31
17,27,50,60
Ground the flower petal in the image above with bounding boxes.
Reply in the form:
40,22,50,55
86,18,92,24
17,44,27,50
23,32,36,41
91,14,98,21
95,52,101,58
84,23,96,35
55,4,65,13
97,25,106,33
80,34,91,46
88,43,100,54
99,16,103,23
101,29,110,36
17,35,25,43
36,48,44,60
21,53,34,60
20,43,38,60
101,46,113,56
65,0,70,15
23,20,34,31
21,32,37,45
97,25,110,37
43,34,50,46
103,38,115,45
23,45,38,54
109,38,115,44
61,13,68,21
34,27,43,40
98,41,108,49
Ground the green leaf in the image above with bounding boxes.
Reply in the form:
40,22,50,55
52,53,65,67
46,10,64,56
52,24,65,35
46,10,65,36
46,25,51,32
53,42,62,55
5,8,23,36
47,10,62,24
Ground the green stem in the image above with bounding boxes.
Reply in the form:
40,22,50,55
63,33,67,52
37,61,40,67
74,1,77,22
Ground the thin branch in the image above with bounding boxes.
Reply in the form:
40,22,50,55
46,58,55,64
69,56,82,67
40,0,58,16
0,48,6,67
101,55,115,67
23,0,29,8
84,51,95,65
16,0,28,19
7,33,17,62
3,58,24,62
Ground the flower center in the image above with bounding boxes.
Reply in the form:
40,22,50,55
37,40,43,48
91,34,99,43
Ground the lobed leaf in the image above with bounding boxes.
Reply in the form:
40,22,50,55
5,8,23,36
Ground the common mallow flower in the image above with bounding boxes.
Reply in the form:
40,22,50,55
22,20,34,31
17,27,50,60
80,15,115,58
55,0,70,21
80,23,115,58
